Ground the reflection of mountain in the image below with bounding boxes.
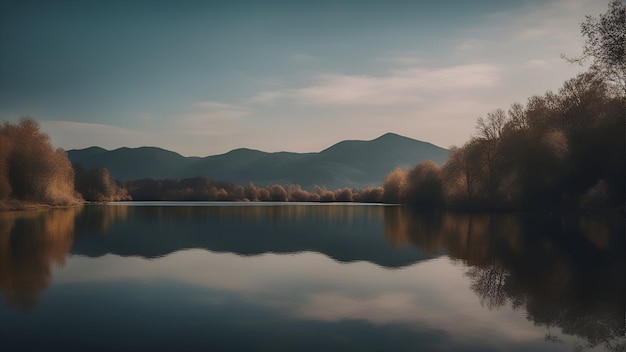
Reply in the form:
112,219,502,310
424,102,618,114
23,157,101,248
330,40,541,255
0,208,82,310
384,208,625,351
67,133,449,190
1,204,623,351
70,205,435,268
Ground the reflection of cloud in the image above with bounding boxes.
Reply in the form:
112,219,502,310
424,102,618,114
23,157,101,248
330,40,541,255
251,64,500,106
294,291,418,322
55,252,547,344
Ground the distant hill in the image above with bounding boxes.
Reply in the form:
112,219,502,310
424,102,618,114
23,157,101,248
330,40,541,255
68,133,449,190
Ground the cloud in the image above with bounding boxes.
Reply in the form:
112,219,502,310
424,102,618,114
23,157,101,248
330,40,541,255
523,59,551,68
178,101,249,133
456,38,483,51
488,0,606,55
251,64,500,106
37,0,610,157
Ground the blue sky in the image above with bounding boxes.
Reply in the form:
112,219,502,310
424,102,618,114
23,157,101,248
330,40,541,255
0,0,610,156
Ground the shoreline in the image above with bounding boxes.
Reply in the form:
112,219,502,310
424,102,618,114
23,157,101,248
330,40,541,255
1,199,623,216
0,200,84,212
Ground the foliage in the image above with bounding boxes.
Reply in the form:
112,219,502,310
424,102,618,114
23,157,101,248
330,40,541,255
404,160,443,207
0,118,81,206
383,72,625,210
566,1,626,94
382,168,407,204
73,164,131,202
120,177,384,203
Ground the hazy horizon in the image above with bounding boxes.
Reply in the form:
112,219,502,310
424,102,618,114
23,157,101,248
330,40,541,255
0,0,608,156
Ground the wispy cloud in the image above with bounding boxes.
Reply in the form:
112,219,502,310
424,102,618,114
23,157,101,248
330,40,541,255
38,0,610,157
456,38,483,51
251,64,500,106
171,101,248,137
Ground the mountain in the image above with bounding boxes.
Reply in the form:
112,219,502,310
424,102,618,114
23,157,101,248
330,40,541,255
69,146,200,180
67,133,449,190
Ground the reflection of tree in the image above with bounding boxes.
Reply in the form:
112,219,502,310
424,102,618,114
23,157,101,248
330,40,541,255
466,261,508,310
76,204,128,233
0,207,81,310
383,209,625,351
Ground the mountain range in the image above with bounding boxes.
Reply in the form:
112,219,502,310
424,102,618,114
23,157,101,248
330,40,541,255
67,133,449,190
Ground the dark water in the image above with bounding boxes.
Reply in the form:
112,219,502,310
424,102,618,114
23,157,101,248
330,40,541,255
0,203,623,351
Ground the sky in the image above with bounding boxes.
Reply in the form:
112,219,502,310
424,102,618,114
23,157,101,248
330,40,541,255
0,0,611,156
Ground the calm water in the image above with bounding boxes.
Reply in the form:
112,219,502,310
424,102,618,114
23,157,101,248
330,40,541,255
0,203,623,351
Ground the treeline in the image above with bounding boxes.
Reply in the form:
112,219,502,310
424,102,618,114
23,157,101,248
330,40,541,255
383,72,625,210
0,118,130,209
120,177,384,203
73,164,131,202
2,72,623,211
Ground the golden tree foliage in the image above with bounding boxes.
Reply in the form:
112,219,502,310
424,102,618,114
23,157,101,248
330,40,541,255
382,167,407,204
0,118,81,206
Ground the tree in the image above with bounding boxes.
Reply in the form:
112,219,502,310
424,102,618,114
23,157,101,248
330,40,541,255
268,184,288,202
382,168,407,204
404,161,443,207
443,139,484,204
0,135,11,200
287,184,311,202
566,1,626,95
74,164,131,201
244,183,259,201
334,188,353,202
0,118,81,205
358,187,384,203
475,110,508,200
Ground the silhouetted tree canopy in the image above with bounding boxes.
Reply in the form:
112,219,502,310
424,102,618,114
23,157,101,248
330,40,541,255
567,1,626,94
380,3,625,210
384,72,624,210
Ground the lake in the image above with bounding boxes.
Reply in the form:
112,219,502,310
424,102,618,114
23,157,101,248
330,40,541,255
0,203,623,351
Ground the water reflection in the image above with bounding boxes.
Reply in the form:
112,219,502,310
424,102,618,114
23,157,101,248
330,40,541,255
0,204,623,351
0,207,82,310
384,208,625,351
70,204,432,267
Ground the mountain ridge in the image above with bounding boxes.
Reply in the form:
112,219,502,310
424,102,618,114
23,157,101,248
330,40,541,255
68,133,449,190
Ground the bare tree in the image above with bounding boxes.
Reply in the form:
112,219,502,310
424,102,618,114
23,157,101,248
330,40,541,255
475,110,508,199
565,1,626,95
